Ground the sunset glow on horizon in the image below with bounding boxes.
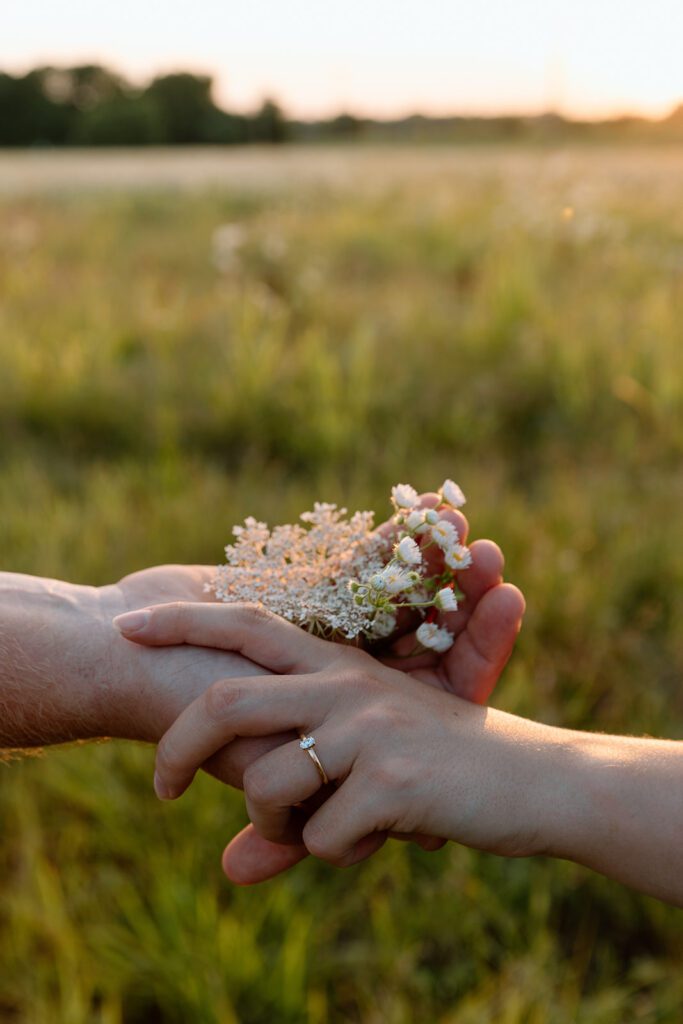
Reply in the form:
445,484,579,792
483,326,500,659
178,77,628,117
3,0,683,121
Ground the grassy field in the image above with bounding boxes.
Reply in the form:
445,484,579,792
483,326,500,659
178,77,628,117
1,145,682,1023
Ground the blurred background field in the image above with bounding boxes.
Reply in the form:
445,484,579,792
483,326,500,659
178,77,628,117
1,144,682,1022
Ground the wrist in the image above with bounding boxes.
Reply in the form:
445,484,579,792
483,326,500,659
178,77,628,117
0,574,128,745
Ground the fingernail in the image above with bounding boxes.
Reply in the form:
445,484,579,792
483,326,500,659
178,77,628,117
154,772,174,800
113,610,150,635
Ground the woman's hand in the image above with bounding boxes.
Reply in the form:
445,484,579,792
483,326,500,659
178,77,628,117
144,603,544,869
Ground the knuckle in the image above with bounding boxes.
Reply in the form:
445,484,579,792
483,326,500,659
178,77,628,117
340,645,373,669
236,602,275,629
204,679,243,721
383,698,413,729
325,669,366,696
365,755,412,793
166,601,190,629
356,699,410,737
345,666,383,697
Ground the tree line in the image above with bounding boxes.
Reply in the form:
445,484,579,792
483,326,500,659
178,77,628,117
2,64,682,147
0,66,289,146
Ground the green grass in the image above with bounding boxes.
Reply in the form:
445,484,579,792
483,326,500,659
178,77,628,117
1,147,682,1022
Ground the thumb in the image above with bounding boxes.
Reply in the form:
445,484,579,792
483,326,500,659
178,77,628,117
223,825,309,885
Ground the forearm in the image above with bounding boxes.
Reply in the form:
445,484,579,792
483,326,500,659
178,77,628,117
543,730,683,905
443,709,683,905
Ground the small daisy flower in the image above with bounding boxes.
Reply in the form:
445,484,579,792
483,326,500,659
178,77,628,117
423,508,440,525
391,484,419,510
430,520,459,550
444,544,473,571
440,479,466,508
434,587,458,612
379,564,418,595
416,622,455,653
394,536,422,565
405,509,426,532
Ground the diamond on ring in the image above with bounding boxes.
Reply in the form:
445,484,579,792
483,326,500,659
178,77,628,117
300,735,316,750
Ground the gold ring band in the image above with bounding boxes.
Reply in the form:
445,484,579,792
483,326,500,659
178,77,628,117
298,734,329,785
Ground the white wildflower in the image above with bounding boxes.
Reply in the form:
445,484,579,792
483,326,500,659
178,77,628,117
391,484,419,510
405,509,425,532
444,544,473,571
394,536,422,565
434,587,458,612
375,563,418,595
416,622,454,653
440,479,466,508
430,520,459,550
211,480,472,647
370,610,398,639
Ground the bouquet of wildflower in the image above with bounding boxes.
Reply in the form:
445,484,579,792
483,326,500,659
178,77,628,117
210,480,472,653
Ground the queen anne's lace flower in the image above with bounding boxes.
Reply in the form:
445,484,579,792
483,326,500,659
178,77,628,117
211,481,471,648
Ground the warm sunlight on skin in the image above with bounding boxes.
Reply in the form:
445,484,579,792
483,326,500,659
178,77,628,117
3,0,682,120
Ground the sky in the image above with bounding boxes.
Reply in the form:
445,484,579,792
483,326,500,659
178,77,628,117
3,0,683,120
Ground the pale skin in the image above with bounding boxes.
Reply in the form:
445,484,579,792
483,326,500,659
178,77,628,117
120,602,683,908
0,495,524,882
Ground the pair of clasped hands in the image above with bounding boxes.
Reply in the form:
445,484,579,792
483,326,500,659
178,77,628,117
114,493,526,885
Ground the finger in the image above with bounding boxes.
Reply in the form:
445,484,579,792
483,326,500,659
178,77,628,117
444,583,525,704
222,825,310,885
457,539,504,605
154,673,336,799
385,538,506,660
114,601,332,674
419,506,469,579
437,538,505,636
302,780,389,867
243,728,351,844
202,732,298,790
